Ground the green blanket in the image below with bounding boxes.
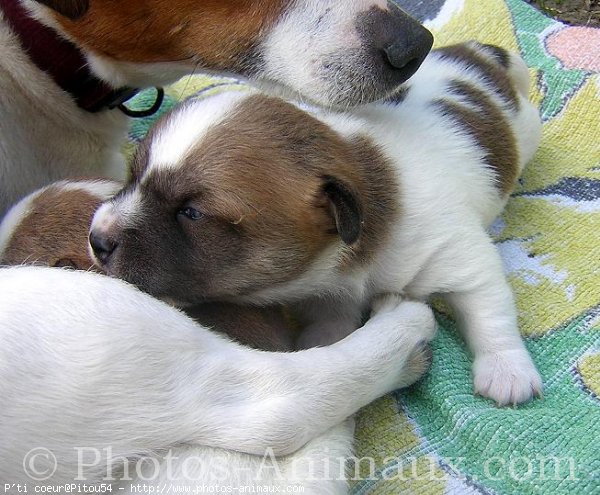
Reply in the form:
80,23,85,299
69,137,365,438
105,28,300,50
124,1,600,493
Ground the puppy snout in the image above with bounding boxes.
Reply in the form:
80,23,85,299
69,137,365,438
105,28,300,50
360,3,433,86
89,231,118,264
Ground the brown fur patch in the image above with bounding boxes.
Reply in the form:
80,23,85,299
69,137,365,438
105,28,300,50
1,178,301,352
340,135,400,267
2,186,102,271
436,80,519,195
385,86,410,105
481,43,511,68
435,43,520,111
1,180,298,353
52,0,289,70
170,94,398,271
135,95,352,295
193,95,399,272
186,303,297,352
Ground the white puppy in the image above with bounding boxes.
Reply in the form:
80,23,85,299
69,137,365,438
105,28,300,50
90,42,544,407
0,266,435,490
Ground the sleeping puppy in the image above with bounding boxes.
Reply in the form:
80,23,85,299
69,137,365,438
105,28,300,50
90,41,544,406
0,180,432,489
0,0,433,217
0,179,296,351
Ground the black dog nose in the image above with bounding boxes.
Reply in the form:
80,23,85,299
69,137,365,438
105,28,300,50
381,3,433,82
358,2,434,86
383,25,432,72
89,231,118,264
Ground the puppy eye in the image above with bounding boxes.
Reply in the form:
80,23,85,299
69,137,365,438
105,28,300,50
178,206,203,221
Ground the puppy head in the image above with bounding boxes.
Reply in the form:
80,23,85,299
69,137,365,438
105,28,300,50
0,180,121,270
29,0,432,105
0,177,296,351
89,92,397,305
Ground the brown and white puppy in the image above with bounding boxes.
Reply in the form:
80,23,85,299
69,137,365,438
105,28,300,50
91,42,544,406
0,179,297,351
0,179,432,490
0,0,433,217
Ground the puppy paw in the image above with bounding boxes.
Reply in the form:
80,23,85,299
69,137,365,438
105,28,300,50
366,296,437,392
473,349,543,406
370,295,437,343
396,341,434,388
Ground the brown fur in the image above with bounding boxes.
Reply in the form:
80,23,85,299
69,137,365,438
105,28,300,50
435,43,520,111
190,95,399,271
133,95,397,292
34,0,89,19
2,186,103,270
339,136,399,267
46,0,289,70
386,86,409,105
481,43,511,68
435,80,519,195
123,97,344,297
2,180,296,352
99,95,398,304
186,303,297,352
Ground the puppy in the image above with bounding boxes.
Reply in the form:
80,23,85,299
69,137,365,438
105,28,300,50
0,0,433,217
90,41,544,406
0,179,296,351
0,180,432,490
0,266,436,489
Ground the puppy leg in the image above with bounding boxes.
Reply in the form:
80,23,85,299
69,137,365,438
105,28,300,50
280,419,356,495
0,269,435,482
115,420,356,493
440,233,542,406
201,295,437,457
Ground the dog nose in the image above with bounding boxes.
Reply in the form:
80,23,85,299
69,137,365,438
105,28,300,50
360,3,433,86
382,27,431,76
382,4,433,76
89,231,118,264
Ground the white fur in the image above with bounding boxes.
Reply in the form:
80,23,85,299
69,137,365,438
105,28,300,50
260,0,393,105
0,12,128,218
57,178,123,199
299,49,544,406
0,267,436,489
146,92,249,175
90,189,143,236
0,185,43,260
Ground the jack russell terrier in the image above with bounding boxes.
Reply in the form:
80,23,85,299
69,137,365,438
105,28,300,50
90,41,544,407
0,178,296,351
0,0,433,217
0,179,433,489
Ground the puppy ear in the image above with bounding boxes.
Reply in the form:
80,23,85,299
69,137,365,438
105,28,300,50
32,0,90,20
322,176,362,245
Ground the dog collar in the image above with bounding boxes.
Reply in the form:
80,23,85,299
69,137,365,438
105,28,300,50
0,0,159,114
